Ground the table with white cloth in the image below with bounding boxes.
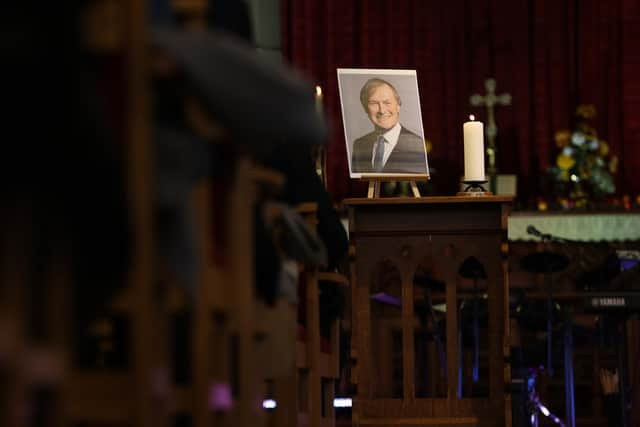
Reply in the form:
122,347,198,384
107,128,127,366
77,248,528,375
508,211,640,242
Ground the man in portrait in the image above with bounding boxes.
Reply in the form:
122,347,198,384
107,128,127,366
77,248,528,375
351,78,427,174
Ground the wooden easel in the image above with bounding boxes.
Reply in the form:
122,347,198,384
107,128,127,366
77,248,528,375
362,174,430,198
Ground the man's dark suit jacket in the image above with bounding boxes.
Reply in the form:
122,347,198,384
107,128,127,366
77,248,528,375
351,126,427,174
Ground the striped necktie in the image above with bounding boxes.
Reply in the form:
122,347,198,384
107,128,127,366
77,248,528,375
373,135,385,171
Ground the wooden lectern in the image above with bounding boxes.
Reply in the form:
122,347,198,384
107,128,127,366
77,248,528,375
345,196,512,427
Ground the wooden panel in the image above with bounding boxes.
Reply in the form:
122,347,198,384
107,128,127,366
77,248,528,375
350,204,504,235
402,271,415,400
272,303,298,427
124,1,168,426
296,344,335,379
64,373,134,421
358,397,494,417
306,270,321,427
357,420,477,427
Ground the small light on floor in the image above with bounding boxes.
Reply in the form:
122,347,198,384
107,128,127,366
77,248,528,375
262,397,352,409
334,397,352,408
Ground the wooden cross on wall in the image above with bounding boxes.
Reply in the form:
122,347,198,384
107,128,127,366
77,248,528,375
470,78,511,175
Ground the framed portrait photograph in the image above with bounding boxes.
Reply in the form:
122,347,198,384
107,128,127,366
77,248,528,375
337,68,429,178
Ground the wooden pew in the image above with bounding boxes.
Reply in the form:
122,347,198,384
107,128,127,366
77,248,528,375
0,209,70,427
293,203,348,427
63,158,287,427
169,159,287,427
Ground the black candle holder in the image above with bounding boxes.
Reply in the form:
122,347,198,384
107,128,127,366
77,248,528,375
457,179,493,196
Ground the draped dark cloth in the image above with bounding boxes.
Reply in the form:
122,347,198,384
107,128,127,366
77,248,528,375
281,0,640,204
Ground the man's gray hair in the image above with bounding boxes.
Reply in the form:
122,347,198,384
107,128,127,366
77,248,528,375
359,78,402,112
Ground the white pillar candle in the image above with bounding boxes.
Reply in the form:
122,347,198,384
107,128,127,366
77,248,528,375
463,115,485,181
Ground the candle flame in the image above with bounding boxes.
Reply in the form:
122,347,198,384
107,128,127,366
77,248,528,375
315,85,322,96
469,114,475,121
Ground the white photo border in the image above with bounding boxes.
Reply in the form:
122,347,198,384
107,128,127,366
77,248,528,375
336,68,429,179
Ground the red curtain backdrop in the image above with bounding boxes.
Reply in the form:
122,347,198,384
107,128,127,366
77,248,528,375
281,0,640,206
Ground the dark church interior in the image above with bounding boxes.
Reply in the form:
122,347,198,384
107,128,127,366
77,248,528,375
2,1,640,426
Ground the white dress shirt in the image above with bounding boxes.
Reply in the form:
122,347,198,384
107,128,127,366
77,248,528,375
371,122,401,169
